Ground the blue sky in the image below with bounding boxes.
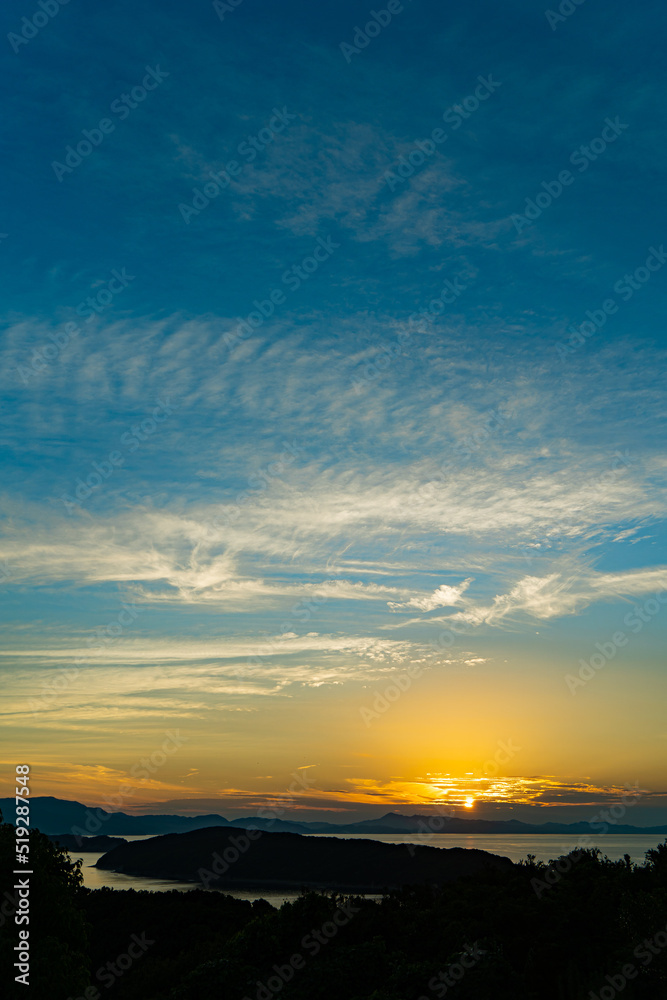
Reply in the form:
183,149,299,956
1,0,666,822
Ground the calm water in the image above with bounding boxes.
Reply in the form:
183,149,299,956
72,832,666,905
77,854,300,907
304,832,666,864
75,836,301,907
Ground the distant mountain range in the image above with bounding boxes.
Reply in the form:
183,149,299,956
3,796,667,838
0,796,233,835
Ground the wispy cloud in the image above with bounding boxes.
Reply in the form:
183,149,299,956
445,566,667,627
389,580,473,612
344,775,656,809
2,0,667,815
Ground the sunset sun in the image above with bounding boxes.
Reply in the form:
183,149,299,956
2,2,665,996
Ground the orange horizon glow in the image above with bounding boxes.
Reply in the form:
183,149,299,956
10,759,656,816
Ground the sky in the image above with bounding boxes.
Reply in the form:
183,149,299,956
1,0,666,826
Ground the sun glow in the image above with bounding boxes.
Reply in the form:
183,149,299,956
464,796,474,808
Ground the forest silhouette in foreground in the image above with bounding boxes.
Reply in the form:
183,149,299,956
1,814,667,999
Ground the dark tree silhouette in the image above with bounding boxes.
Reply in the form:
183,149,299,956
0,808,90,999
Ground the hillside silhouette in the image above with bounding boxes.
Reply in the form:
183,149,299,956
94,825,513,890
3,810,667,999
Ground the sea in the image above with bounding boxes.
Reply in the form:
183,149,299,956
73,831,666,907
